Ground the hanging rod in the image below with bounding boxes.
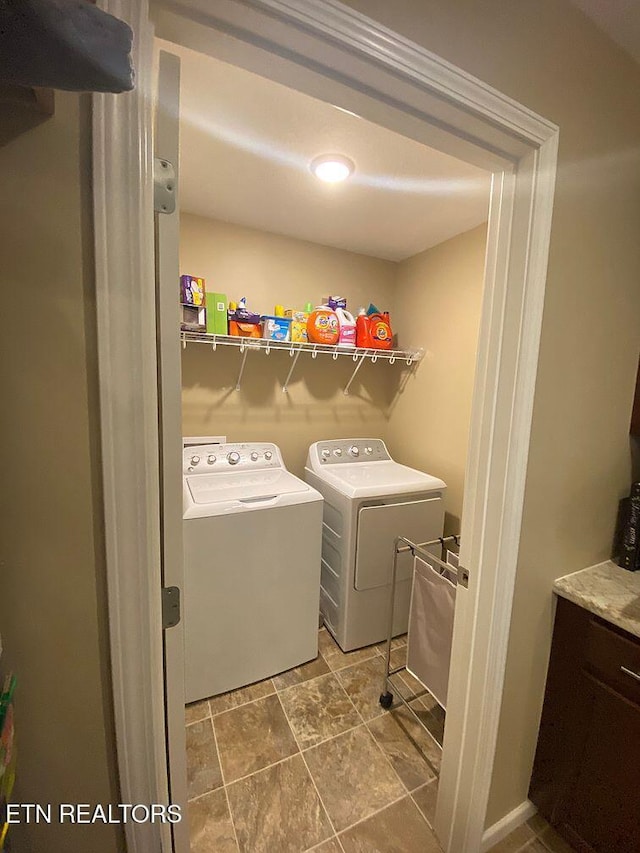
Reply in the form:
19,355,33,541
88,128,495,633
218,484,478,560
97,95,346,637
394,535,460,577
395,533,460,556
394,535,469,591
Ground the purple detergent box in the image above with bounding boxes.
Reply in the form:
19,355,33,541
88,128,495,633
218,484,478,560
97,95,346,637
180,275,205,307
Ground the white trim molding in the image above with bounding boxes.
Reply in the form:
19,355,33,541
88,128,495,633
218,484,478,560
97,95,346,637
93,1,171,851
247,0,556,144
95,1,559,850
482,800,538,852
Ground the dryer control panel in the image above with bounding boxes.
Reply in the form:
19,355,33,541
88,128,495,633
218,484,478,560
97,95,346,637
309,438,390,466
183,442,283,474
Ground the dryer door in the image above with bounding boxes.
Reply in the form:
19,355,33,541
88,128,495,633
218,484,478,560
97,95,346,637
354,497,444,590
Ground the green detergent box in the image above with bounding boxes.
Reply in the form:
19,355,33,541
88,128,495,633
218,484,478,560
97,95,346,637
207,292,228,335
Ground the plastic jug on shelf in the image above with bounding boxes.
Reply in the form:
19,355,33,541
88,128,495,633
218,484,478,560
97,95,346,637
336,306,356,348
356,308,371,348
307,305,339,345
369,312,393,350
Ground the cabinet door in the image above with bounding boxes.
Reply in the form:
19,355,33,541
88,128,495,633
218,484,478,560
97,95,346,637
530,597,592,820
558,674,640,852
630,357,640,435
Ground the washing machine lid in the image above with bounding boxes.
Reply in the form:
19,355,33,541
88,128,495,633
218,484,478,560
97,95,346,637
318,461,446,499
186,468,312,506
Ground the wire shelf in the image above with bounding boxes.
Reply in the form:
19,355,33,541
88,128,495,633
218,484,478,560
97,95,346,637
179,331,423,394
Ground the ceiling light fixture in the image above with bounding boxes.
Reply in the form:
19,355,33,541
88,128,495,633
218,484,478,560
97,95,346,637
310,154,355,183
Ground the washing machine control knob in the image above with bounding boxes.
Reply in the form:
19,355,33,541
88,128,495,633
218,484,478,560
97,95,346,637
321,449,331,460
333,448,343,457
264,451,273,461
227,451,241,465
349,446,360,457
190,455,200,465
207,455,216,465
250,452,259,461
365,446,373,455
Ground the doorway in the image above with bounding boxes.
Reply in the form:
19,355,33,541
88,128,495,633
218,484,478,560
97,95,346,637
92,1,558,851
169,36,491,851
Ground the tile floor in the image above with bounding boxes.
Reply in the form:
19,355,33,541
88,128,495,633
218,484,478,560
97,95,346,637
185,628,444,852
186,627,573,852
486,813,575,853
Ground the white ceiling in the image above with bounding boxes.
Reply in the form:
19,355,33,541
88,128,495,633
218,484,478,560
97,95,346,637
571,0,640,65
160,40,490,262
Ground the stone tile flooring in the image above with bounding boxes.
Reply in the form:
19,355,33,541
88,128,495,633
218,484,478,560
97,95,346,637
487,813,576,853
186,628,445,852
185,627,571,852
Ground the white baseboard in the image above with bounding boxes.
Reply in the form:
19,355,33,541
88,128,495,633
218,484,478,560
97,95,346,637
481,800,538,852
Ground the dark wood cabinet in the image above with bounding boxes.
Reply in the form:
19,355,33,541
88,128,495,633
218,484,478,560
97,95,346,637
631,358,640,436
530,597,640,852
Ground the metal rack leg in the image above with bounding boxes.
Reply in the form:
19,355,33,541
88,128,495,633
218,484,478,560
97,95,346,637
343,353,367,396
282,349,301,393
235,348,248,391
380,538,401,709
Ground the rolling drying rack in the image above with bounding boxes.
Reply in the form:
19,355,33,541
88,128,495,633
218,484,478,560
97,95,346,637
180,331,423,394
379,535,468,738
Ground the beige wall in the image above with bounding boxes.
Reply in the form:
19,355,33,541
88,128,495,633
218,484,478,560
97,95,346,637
181,213,485,515
0,96,120,851
341,0,640,826
388,225,487,533
180,214,399,477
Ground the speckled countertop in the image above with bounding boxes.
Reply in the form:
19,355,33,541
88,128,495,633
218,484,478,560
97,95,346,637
554,560,640,640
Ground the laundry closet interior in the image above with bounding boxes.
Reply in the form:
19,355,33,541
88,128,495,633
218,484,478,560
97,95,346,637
164,35,492,853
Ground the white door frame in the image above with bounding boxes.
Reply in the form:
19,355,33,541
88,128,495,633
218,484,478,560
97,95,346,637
154,49,191,853
93,1,558,851
93,2,172,852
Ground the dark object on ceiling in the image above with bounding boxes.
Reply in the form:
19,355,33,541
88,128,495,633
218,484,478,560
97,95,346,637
0,0,134,93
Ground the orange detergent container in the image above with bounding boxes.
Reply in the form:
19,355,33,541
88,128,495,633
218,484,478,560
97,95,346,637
356,308,372,348
369,312,393,349
357,309,393,349
307,306,339,345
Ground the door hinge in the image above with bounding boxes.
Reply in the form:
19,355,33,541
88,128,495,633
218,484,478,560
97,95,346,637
459,567,470,589
154,157,176,214
162,586,181,629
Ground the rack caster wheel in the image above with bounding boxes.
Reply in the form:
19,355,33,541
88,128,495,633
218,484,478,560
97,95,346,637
379,691,393,709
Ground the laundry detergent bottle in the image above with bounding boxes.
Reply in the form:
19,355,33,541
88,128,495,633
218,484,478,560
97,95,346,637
307,305,339,345
356,307,372,348
369,312,393,350
336,306,356,348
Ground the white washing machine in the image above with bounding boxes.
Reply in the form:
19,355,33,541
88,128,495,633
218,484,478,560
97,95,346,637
305,439,446,651
183,441,323,703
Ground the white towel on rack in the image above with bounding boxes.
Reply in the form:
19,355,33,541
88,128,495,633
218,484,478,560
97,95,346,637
406,555,457,710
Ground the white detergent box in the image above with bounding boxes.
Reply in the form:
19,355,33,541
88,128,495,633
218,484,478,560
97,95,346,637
261,315,291,341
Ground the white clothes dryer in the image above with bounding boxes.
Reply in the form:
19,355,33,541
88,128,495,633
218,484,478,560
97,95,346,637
183,441,323,703
305,439,446,651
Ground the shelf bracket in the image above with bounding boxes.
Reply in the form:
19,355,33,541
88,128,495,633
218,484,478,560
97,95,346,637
282,349,301,393
343,353,368,396
235,348,249,391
